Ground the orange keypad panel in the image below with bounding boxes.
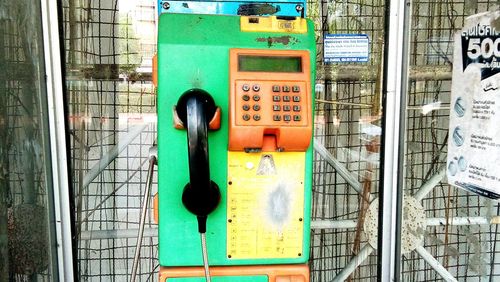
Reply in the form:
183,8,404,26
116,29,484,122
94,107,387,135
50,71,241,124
235,80,308,126
229,49,313,151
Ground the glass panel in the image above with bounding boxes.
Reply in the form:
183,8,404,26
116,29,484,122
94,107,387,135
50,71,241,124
307,0,385,280
62,1,158,280
401,1,500,280
61,0,386,280
0,0,59,281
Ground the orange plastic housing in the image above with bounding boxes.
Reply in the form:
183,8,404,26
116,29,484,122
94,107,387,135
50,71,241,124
228,49,312,152
159,264,309,282
152,53,158,87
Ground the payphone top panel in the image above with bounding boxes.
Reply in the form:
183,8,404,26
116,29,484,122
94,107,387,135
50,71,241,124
157,13,315,267
158,0,306,17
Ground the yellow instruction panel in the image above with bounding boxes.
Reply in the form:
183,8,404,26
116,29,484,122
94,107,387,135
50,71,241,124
227,151,305,259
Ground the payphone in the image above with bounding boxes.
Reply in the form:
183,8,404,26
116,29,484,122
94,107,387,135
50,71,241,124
156,12,315,281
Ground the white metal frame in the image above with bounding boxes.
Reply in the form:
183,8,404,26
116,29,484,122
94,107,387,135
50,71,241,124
379,0,407,280
40,0,75,280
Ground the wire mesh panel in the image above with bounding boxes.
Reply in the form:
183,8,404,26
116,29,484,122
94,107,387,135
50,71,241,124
61,0,500,281
401,1,500,281
62,0,158,281
64,0,386,281
307,0,384,281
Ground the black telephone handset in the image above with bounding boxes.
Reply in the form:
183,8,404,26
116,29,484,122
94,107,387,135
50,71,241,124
176,89,221,233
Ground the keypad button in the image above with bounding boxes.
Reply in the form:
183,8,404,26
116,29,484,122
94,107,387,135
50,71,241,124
253,95,260,101
242,84,250,91
284,115,291,121
273,115,281,121
273,95,280,102
253,114,261,121
282,85,290,92
283,105,291,111
242,104,250,111
283,96,290,102
243,114,251,121
272,85,281,92
292,85,300,92
293,96,300,102
242,95,250,101
273,105,281,111
293,115,301,121
293,105,301,112
253,104,261,111
252,84,260,92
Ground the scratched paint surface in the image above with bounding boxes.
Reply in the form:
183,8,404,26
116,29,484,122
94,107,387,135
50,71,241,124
226,151,305,259
256,36,300,47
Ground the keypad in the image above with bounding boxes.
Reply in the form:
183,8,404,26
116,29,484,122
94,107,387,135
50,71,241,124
237,82,305,124
266,84,303,123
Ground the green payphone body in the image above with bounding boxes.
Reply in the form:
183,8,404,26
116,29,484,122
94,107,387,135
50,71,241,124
157,12,316,281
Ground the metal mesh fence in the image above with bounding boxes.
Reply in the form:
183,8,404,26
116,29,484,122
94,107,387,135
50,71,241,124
401,1,500,281
62,0,158,281
307,0,384,280
60,0,500,281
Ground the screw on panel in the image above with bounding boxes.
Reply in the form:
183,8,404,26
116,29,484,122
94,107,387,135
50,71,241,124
162,2,170,10
295,5,303,12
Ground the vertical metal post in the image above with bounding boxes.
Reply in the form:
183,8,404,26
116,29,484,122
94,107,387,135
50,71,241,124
131,154,156,282
40,0,75,281
0,14,8,282
378,0,409,281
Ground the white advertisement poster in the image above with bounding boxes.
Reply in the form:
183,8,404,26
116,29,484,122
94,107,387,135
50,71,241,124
448,11,500,200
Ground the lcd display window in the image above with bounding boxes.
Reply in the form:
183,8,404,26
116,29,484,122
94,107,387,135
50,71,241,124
238,56,302,72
